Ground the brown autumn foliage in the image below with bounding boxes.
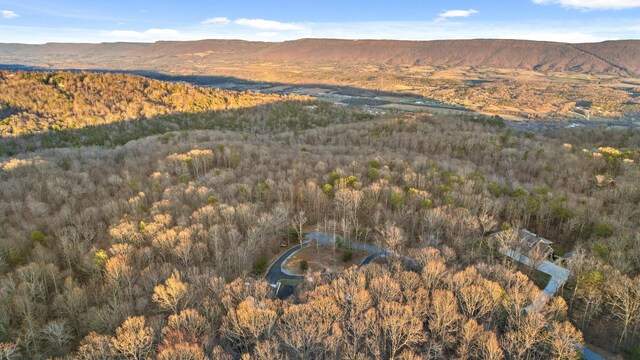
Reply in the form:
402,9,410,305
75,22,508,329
0,71,303,136
0,71,638,358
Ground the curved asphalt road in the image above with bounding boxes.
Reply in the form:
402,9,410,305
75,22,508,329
360,253,378,266
265,241,308,285
265,234,381,299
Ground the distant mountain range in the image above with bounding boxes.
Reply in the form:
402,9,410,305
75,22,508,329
1,38,640,76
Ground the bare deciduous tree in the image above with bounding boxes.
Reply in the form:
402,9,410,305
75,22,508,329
378,300,423,359
222,297,277,353
428,290,461,348
549,321,584,360
77,332,112,360
110,316,154,360
157,342,207,360
378,222,406,253
292,210,307,245
152,270,189,315
606,273,640,346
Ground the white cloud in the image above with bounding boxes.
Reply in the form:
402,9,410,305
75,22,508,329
2,16,637,44
105,28,180,40
438,9,479,20
235,18,304,31
1,10,19,19
532,0,640,9
202,17,230,25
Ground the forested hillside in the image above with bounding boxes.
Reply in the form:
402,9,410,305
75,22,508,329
4,40,640,120
0,72,639,359
3,39,640,75
0,71,301,136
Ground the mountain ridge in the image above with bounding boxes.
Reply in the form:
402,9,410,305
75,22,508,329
1,38,639,75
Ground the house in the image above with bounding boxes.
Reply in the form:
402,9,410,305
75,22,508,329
519,229,554,259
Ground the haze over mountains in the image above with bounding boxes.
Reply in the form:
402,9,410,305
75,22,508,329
2,38,640,76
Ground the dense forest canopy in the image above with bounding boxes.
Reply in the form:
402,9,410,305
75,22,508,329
0,71,304,136
0,71,639,359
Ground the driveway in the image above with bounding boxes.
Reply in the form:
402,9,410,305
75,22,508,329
274,235,569,312
360,253,378,266
267,233,601,359
265,233,381,299
264,241,309,285
500,248,570,312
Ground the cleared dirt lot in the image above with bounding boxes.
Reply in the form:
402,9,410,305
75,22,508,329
282,244,369,275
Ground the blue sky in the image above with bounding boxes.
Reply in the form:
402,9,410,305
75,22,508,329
1,0,640,43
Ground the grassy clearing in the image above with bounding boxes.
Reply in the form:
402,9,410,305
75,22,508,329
516,263,552,290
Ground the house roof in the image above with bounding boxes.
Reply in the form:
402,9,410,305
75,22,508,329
520,229,553,247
